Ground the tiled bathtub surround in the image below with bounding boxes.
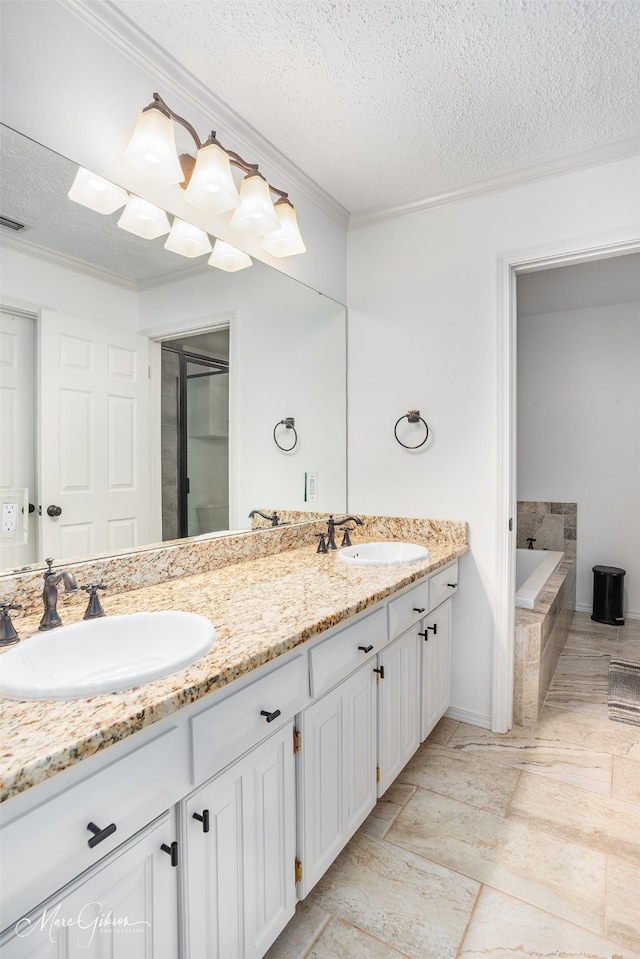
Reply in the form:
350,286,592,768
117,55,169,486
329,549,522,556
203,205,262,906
2,514,467,618
517,500,577,554
514,556,576,726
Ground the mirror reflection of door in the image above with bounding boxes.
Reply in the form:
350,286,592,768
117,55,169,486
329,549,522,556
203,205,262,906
160,328,230,542
0,308,37,569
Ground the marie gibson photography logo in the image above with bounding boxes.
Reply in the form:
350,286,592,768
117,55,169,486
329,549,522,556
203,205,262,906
15,901,151,948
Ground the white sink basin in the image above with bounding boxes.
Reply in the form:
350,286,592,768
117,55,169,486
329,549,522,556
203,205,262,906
338,542,429,566
0,611,215,701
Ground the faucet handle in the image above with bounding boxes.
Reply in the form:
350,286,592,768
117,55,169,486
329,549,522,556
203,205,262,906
81,583,107,620
0,602,22,646
340,526,355,548
316,533,328,554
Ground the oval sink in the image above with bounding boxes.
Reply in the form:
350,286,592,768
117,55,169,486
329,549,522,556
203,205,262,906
0,611,215,701
338,542,429,566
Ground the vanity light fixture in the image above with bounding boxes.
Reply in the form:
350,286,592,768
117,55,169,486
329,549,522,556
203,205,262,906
117,195,172,239
262,198,307,257
208,238,252,272
164,217,213,258
122,93,305,255
68,167,129,215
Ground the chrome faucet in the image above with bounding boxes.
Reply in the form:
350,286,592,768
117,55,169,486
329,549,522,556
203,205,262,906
248,510,280,527
326,515,363,550
39,558,78,630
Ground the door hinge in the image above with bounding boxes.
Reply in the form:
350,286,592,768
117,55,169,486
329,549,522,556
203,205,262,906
294,858,302,883
376,766,381,783
293,727,301,753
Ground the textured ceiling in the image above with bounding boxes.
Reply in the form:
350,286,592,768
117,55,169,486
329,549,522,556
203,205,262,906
111,0,640,218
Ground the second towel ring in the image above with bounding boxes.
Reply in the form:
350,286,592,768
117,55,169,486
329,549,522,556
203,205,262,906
273,417,298,451
394,409,429,450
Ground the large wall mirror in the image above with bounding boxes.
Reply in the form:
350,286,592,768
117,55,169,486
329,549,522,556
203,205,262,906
0,124,347,575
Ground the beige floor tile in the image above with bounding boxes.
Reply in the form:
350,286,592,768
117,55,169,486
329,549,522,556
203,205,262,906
605,857,640,953
371,782,416,820
612,755,640,804
305,917,412,959
358,814,391,839
398,741,521,815
508,771,640,864
427,716,459,744
459,886,640,959
448,722,614,795
386,787,606,934
264,900,330,959
535,705,640,758
310,832,478,959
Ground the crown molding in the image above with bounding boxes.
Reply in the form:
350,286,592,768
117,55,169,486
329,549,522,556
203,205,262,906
60,0,350,230
349,135,640,231
1,232,138,291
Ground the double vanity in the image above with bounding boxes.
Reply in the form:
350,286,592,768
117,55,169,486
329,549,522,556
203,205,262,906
0,515,467,958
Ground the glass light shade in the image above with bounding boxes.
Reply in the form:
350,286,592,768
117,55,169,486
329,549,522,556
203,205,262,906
117,196,171,239
184,142,240,215
230,173,280,236
68,167,128,214
208,239,252,272
164,218,212,258
261,201,306,257
122,105,184,188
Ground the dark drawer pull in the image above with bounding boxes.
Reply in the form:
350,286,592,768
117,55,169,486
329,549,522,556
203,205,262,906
358,644,374,653
161,841,179,866
193,809,210,833
447,583,458,588
413,607,425,613
418,623,437,639
373,666,385,679
261,708,281,723
87,821,116,848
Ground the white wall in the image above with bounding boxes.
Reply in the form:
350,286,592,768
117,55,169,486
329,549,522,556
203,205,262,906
0,247,138,331
518,300,640,618
138,268,347,526
0,0,347,305
347,155,640,728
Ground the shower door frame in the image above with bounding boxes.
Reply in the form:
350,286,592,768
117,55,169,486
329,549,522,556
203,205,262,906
492,227,640,734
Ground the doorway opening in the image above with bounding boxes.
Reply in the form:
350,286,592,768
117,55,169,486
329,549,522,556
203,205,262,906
160,328,230,542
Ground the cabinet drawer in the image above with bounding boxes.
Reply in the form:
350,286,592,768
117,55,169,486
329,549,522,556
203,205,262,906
430,562,459,609
309,607,387,699
0,725,185,934
387,580,430,641
191,653,306,785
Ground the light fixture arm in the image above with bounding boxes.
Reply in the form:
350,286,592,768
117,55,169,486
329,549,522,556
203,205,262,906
151,92,289,202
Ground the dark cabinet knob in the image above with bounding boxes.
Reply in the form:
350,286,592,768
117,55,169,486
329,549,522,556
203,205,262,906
47,505,62,517
358,644,374,653
161,841,179,866
87,821,117,848
192,809,210,833
261,708,282,723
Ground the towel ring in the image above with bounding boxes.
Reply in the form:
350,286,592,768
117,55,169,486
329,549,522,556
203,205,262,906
394,409,429,450
273,417,298,451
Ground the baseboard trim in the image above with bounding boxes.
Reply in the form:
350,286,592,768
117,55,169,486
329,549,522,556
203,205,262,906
574,602,639,620
444,706,492,730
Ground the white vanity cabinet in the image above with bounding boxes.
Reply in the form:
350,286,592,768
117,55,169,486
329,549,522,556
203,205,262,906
0,811,179,958
180,721,297,959
377,625,421,794
420,599,452,741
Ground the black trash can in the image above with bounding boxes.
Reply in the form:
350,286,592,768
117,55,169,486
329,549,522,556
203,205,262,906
591,565,625,626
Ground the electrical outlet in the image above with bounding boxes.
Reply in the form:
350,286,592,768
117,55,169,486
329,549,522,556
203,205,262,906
305,472,318,503
1,502,18,532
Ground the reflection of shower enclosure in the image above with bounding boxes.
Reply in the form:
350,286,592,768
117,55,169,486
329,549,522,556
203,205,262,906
161,331,229,541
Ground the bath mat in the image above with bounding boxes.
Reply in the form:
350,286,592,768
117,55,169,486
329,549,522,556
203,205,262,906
608,659,640,727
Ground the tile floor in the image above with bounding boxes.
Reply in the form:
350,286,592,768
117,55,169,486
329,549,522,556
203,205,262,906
266,612,640,959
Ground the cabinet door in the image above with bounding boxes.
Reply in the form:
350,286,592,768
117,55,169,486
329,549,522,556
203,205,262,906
183,723,296,959
0,813,178,959
377,628,420,795
420,599,452,741
298,663,376,898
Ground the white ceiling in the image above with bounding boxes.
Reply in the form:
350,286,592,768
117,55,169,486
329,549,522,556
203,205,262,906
110,0,640,221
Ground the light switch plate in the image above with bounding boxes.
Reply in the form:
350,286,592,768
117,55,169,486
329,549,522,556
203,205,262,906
305,472,318,503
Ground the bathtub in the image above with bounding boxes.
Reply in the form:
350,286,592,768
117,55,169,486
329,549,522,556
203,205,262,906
515,549,564,609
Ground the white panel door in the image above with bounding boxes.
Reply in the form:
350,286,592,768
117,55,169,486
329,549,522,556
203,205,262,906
378,628,420,795
39,311,150,561
0,311,37,568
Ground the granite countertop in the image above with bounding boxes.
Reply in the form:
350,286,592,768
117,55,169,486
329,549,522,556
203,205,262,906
0,538,467,805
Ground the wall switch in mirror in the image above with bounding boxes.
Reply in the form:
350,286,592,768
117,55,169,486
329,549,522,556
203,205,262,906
305,472,318,503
